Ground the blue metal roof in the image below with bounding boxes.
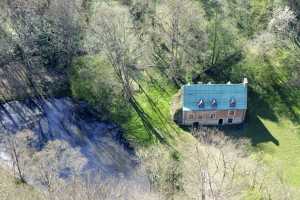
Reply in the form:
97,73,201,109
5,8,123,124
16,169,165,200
182,83,247,111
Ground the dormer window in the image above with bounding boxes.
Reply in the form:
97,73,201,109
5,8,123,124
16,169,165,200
211,98,217,107
229,98,236,107
198,99,205,108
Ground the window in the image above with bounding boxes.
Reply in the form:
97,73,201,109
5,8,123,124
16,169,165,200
229,98,236,107
210,113,216,119
228,110,235,116
211,98,217,108
198,114,203,120
198,99,205,108
189,114,194,120
228,118,233,123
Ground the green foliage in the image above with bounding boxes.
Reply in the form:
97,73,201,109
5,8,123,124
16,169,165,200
122,69,179,145
14,177,26,185
170,150,181,161
70,56,178,145
206,14,240,65
151,0,208,86
42,0,300,151
247,0,274,35
231,37,300,93
2,0,300,197
224,88,300,186
70,55,130,122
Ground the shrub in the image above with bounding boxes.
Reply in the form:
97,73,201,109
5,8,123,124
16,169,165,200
70,56,130,122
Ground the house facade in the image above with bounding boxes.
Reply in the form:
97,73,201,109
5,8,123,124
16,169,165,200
181,78,248,126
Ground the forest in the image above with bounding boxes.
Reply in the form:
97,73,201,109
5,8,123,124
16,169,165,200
0,0,300,199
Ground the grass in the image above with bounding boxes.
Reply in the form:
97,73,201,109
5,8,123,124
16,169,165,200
71,55,300,187
125,68,300,187
0,168,42,200
224,87,300,186
258,118,300,185
122,69,181,145
70,55,181,146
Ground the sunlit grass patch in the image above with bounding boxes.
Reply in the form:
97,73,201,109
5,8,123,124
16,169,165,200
122,69,181,146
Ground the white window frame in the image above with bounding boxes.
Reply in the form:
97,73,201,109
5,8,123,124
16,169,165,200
197,113,203,121
227,110,235,124
228,110,235,117
227,118,234,124
188,113,194,120
209,112,216,119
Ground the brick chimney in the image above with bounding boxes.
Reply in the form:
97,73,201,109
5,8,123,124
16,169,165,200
243,77,248,85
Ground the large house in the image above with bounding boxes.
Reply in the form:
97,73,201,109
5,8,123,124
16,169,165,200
181,78,248,126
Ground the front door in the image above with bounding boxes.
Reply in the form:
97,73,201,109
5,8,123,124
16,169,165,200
193,122,199,129
218,119,223,125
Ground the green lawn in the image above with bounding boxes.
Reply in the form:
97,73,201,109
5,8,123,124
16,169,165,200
122,69,180,145
135,71,300,187
258,117,300,186
225,88,300,186
123,68,300,187
70,55,181,146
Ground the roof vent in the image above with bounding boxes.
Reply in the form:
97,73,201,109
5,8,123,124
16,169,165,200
211,98,217,107
229,98,236,107
198,99,205,108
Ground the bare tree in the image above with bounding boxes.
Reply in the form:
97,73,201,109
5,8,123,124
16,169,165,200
87,2,169,142
153,0,208,85
7,135,26,183
139,128,300,200
0,0,90,102
184,129,255,200
188,128,300,200
36,168,162,200
268,6,296,39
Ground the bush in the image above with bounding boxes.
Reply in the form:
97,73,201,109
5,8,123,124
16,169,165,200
231,32,300,94
70,55,131,122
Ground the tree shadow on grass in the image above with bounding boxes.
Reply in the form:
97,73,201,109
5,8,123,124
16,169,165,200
222,114,280,146
222,89,280,146
172,88,281,146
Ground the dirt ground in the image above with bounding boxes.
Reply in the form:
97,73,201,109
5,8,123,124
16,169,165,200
170,90,182,124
